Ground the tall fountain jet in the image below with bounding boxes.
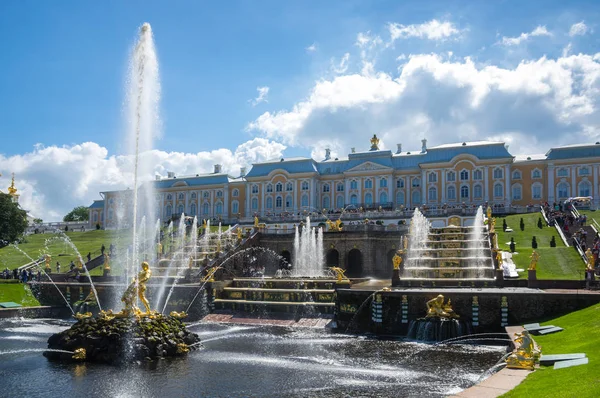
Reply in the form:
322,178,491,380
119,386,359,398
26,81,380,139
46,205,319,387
292,217,325,277
117,22,161,303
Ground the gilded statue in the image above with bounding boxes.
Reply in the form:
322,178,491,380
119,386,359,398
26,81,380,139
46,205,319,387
489,218,496,233
330,267,348,283
370,134,380,150
425,294,459,319
486,206,492,220
496,250,504,270
326,219,343,232
116,261,153,317
44,254,52,271
72,348,87,361
237,228,243,240
585,248,595,271
103,253,110,270
254,216,259,227
506,330,540,370
7,173,17,196
202,219,207,229
392,251,404,271
529,250,540,271
77,260,83,270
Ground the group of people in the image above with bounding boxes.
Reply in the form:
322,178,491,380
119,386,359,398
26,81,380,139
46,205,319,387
2,267,41,283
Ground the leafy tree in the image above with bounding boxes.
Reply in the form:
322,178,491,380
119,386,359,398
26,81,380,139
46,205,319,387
63,206,89,222
532,236,538,249
537,217,543,229
520,218,525,231
0,193,28,248
33,218,43,224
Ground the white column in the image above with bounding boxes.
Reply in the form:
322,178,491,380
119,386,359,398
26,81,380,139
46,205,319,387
387,175,392,205
484,166,489,201
547,165,555,203
441,169,446,203
504,164,511,206
407,177,412,208
345,178,350,205
594,165,599,208
184,191,189,215
571,167,577,197
358,178,362,205
223,187,229,218
261,182,266,215
310,179,315,209
421,170,426,203
245,183,251,216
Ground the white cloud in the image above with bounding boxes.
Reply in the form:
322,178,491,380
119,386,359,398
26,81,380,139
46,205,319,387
250,86,270,106
499,25,552,46
569,21,589,37
248,52,600,159
306,43,317,52
331,53,350,74
0,139,286,220
388,19,461,42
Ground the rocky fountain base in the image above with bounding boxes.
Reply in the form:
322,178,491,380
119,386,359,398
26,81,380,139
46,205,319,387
44,313,201,364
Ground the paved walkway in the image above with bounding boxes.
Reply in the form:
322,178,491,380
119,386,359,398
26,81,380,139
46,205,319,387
201,313,333,328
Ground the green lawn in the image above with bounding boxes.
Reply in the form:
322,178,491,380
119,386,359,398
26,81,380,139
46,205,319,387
0,281,41,306
0,230,131,272
494,213,583,280
502,303,600,398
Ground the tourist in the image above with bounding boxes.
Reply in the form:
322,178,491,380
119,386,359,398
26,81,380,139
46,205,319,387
21,269,28,283
101,244,105,255
56,261,61,273
37,269,41,281
70,261,75,271
87,252,91,263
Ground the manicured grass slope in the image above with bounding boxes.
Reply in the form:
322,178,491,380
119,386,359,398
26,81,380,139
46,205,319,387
494,213,583,279
0,282,40,306
0,230,131,272
502,303,600,398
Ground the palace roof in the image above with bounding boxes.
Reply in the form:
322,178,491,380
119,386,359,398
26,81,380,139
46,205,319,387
88,200,105,209
545,143,600,160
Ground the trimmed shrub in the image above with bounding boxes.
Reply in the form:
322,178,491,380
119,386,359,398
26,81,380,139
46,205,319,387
503,219,507,231
537,217,543,229
550,236,557,247
532,236,538,249
520,218,525,231
509,238,516,253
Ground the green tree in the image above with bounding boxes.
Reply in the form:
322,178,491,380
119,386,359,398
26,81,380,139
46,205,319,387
63,206,89,222
33,218,43,224
0,193,28,247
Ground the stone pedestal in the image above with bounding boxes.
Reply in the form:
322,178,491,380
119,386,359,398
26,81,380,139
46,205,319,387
392,269,400,287
103,268,111,277
528,269,537,281
495,269,504,287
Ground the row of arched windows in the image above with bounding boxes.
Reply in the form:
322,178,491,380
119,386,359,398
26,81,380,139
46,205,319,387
165,190,232,201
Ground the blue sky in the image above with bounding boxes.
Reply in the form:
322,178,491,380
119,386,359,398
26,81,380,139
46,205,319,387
1,0,600,219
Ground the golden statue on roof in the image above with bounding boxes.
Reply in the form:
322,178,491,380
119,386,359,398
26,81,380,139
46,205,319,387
7,173,18,196
370,134,380,151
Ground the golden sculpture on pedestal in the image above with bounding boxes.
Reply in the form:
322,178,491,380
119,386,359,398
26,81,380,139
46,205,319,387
254,216,259,227
506,330,540,370
425,294,459,319
72,348,87,361
585,248,595,271
44,254,52,271
496,250,504,270
170,311,188,319
103,253,110,271
370,134,380,150
489,218,496,233
486,206,492,220
237,228,243,240
73,312,92,320
392,252,402,270
326,219,343,232
115,261,153,317
77,260,83,270
529,250,540,271
330,267,348,282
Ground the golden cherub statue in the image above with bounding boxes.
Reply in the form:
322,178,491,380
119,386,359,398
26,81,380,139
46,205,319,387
330,267,348,282
326,219,343,232
116,261,153,317
529,250,540,271
392,252,403,270
506,330,540,370
496,250,504,270
425,294,459,319
585,248,595,271
254,216,259,227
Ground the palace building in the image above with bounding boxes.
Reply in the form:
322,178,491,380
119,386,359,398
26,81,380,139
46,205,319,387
89,136,600,228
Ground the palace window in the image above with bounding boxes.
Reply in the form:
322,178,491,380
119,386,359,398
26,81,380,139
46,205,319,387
178,193,184,200
301,181,309,191
580,167,590,176
232,201,239,214
557,168,568,177
447,186,456,200
532,184,542,199
164,206,171,219
323,196,330,209
380,178,388,188
380,191,388,203
350,180,358,190
285,195,292,208
473,169,483,181
166,194,172,201
428,187,437,202
428,172,437,183
276,196,283,208
178,204,184,214
337,183,344,192
251,198,258,210
396,191,405,205
203,202,210,214
396,178,405,188
446,171,456,182
216,202,223,215
412,178,420,188
412,190,421,205
336,195,344,209
460,185,469,199
460,170,469,181
532,169,541,179
323,184,330,193
512,170,522,180
474,184,483,199
190,203,196,216
191,192,197,199
203,191,210,198
579,181,591,197
301,195,309,207
232,189,239,197
216,190,223,198
265,183,272,193
276,183,283,192
252,185,259,194
266,197,273,209
365,193,373,205
494,183,503,197
365,179,373,189
286,182,293,191
350,194,358,205
493,168,503,179
557,182,569,199
512,185,522,201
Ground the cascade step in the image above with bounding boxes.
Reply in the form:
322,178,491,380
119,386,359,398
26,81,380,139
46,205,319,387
214,299,335,306
223,287,335,293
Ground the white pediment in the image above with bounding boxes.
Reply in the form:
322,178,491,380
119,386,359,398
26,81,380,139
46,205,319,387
171,181,189,187
346,162,392,173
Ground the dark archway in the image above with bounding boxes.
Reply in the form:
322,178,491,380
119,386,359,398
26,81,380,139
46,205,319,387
280,250,291,269
346,249,363,277
326,249,340,267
